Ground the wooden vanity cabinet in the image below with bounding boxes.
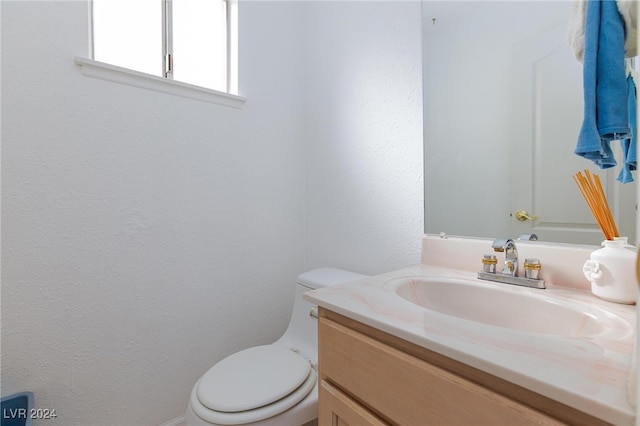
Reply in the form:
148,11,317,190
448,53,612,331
317,308,609,426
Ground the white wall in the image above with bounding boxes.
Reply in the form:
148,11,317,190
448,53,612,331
1,1,308,424
0,1,423,424
305,1,424,275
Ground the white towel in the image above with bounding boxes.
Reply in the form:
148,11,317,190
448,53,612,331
568,0,587,62
568,0,637,63
617,0,637,57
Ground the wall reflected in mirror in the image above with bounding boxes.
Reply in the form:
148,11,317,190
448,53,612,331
423,1,637,245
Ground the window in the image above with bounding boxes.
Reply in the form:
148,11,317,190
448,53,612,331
91,0,238,95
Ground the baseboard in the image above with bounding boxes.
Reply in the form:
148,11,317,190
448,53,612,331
158,415,185,426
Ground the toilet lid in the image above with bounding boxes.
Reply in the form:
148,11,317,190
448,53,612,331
197,345,312,413
190,365,317,425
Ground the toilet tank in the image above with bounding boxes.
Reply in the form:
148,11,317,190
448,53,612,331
296,268,368,291
274,268,368,363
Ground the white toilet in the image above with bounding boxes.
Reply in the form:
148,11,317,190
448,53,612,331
185,267,368,426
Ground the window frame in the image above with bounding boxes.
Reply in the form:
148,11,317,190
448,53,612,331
78,0,244,108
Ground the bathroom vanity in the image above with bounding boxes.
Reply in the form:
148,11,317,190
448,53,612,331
318,309,602,425
305,235,638,425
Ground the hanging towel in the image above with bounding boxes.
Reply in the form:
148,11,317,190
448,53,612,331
575,0,631,169
568,0,637,62
617,73,637,182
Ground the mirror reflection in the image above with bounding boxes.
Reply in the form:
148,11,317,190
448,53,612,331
422,1,637,245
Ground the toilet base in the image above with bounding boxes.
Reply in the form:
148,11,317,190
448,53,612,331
186,382,317,426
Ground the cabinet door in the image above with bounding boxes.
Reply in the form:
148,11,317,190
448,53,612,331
318,380,388,426
320,315,566,425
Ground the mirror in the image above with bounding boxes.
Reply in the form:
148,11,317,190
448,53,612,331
422,1,637,245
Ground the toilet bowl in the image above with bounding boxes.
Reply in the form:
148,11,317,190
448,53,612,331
186,268,368,426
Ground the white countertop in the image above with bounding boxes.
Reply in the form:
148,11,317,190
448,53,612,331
304,264,637,425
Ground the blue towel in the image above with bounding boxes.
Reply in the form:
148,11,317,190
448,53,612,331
617,75,637,183
575,0,631,169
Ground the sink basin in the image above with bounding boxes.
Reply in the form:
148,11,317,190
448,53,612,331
388,276,619,336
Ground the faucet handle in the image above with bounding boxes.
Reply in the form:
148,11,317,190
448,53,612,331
482,254,498,273
524,258,542,279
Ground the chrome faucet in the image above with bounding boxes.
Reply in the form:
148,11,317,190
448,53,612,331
477,237,545,289
492,238,518,276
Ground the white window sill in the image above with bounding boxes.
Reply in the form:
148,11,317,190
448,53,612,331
74,57,246,109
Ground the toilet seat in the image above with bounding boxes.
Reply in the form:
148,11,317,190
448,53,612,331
190,345,317,425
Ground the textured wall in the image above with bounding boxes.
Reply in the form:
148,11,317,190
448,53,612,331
1,1,307,424
1,1,423,424
305,1,424,275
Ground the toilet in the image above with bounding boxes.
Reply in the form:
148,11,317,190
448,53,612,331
185,267,368,426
